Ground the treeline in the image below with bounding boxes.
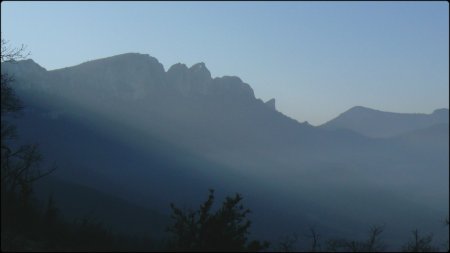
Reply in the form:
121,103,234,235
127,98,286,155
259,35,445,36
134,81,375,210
2,192,158,251
2,181,448,252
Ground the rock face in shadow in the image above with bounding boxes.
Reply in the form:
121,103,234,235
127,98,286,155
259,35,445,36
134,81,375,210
320,106,449,138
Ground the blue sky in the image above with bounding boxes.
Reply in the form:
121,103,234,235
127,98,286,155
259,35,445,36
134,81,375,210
1,1,448,125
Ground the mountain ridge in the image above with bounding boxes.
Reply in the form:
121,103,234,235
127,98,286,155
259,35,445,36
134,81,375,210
3,53,260,104
321,106,449,138
2,53,448,246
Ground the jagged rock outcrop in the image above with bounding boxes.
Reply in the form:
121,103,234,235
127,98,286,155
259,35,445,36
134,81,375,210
3,53,263,105
166,62,213,96
166,63,190,95
188,62,212,95
265,98,276,111
211,76,255,102
55,53,167,99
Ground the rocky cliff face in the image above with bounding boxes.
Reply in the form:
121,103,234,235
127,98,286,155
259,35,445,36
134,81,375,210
50,53,167,99
3,53,259,105
166,62,213,96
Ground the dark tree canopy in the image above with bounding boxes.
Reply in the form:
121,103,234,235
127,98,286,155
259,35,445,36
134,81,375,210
167,189,269,252
1,39,54,207
401,229,438,253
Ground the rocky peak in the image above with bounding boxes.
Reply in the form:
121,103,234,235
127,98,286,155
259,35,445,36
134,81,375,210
347,106,374,113
167,63,189,74
166,63,191,95
189,62,207,71
176,62,211,95
189,62,212,82
211,76,255,101
1,59,48,91
265,98,276,111
1,58,47,75
68,53,165,76
48,53,167,99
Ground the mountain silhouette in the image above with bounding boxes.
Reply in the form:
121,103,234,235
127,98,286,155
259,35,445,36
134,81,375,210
320,106,449,138
2,54,448,247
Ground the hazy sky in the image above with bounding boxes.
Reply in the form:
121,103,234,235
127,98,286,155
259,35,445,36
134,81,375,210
2,1,448,125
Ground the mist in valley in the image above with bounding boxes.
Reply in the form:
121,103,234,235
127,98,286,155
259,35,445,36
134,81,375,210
1,2,448,252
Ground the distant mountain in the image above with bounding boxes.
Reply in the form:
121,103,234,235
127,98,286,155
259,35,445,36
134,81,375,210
2,54,448,246
320,106,449,138
393,123,449,155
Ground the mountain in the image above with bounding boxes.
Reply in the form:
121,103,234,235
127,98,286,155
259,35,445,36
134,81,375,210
2,53,335,174
392,123,449,158
320,106,449,138
2,54,448,247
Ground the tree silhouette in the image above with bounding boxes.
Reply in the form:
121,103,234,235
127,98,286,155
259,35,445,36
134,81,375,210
43,194,60,228
325,225,386,252
1,39,55,205
167,189,269,252
1,39,56,251
401,229,438,252
277,232,299,252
